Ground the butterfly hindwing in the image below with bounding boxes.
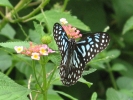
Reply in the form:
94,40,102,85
60,48,85,86
53,23,69,57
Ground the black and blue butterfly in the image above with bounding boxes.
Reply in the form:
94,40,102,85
53,23,110,86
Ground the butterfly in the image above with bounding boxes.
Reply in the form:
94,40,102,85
53,23,110,86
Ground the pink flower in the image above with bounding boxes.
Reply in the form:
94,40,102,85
48,48,55,53
14,42,55,60
59,18,82,39
62,24,82,39
39,47,48,55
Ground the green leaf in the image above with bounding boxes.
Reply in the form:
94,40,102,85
48,53,61,66
82,68,97,76
91,92,97,100
0,41,30,49
15,61,33,78
49,69,63,86
34,10,90,33
119,89,133,98
0,54,12,72
29,29,41,44
45,62,55,73
112,0,133,27
47,87,63,100
48,38,58,50
78,77,93,88
33,21,44,36
116,77,133,90
119,61,133,78
0,0,13,8
106,49,121,60
89,61,105,69
106,88,132,100
55,90,78,100
112,63,127,72
0,23,15,39
122,16,133,34
106,88,120,100
0,72,30,100
123,30,133,45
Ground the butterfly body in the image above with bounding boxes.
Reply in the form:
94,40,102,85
53,23,110,86
61,38,76,77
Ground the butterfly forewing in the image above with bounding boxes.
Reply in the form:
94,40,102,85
53,23,69,57
76,33,110,64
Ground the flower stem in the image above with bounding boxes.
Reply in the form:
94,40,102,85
47,65,57,88
106,62,118,90
40,56,48,100
32,60,44,94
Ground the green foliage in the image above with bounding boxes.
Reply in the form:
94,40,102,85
55,91,78,100
0,24,16,39
47,87,63,100
112,63,127,72
82,68,97,76
106,88,133,100
0,0,133,100
0,72,30,100
0,41,30,49
0,50,12,72
78,77,93,88
34,10,90,32
106,49,121,60
0,0,13,8
91,92,97,100
122,16,133,34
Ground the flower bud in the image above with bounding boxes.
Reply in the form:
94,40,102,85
41,35,52,44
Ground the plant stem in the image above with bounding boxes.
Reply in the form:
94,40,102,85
17,22,29,41
106,62,118,90
32,60,44,94
47,66,57,88
41,9,51,34
5,63,15,76
15,0,50,22
0,0,50,30
62,0,69,12
40,56,48,100
0,0,29,30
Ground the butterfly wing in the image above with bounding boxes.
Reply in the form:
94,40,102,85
53,23,69,57
76,32,110,64
60,32,110,86
60,48,85,86
53,23,110,86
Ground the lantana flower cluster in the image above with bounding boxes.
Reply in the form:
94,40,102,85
14,42,55,60
60,18,82,39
